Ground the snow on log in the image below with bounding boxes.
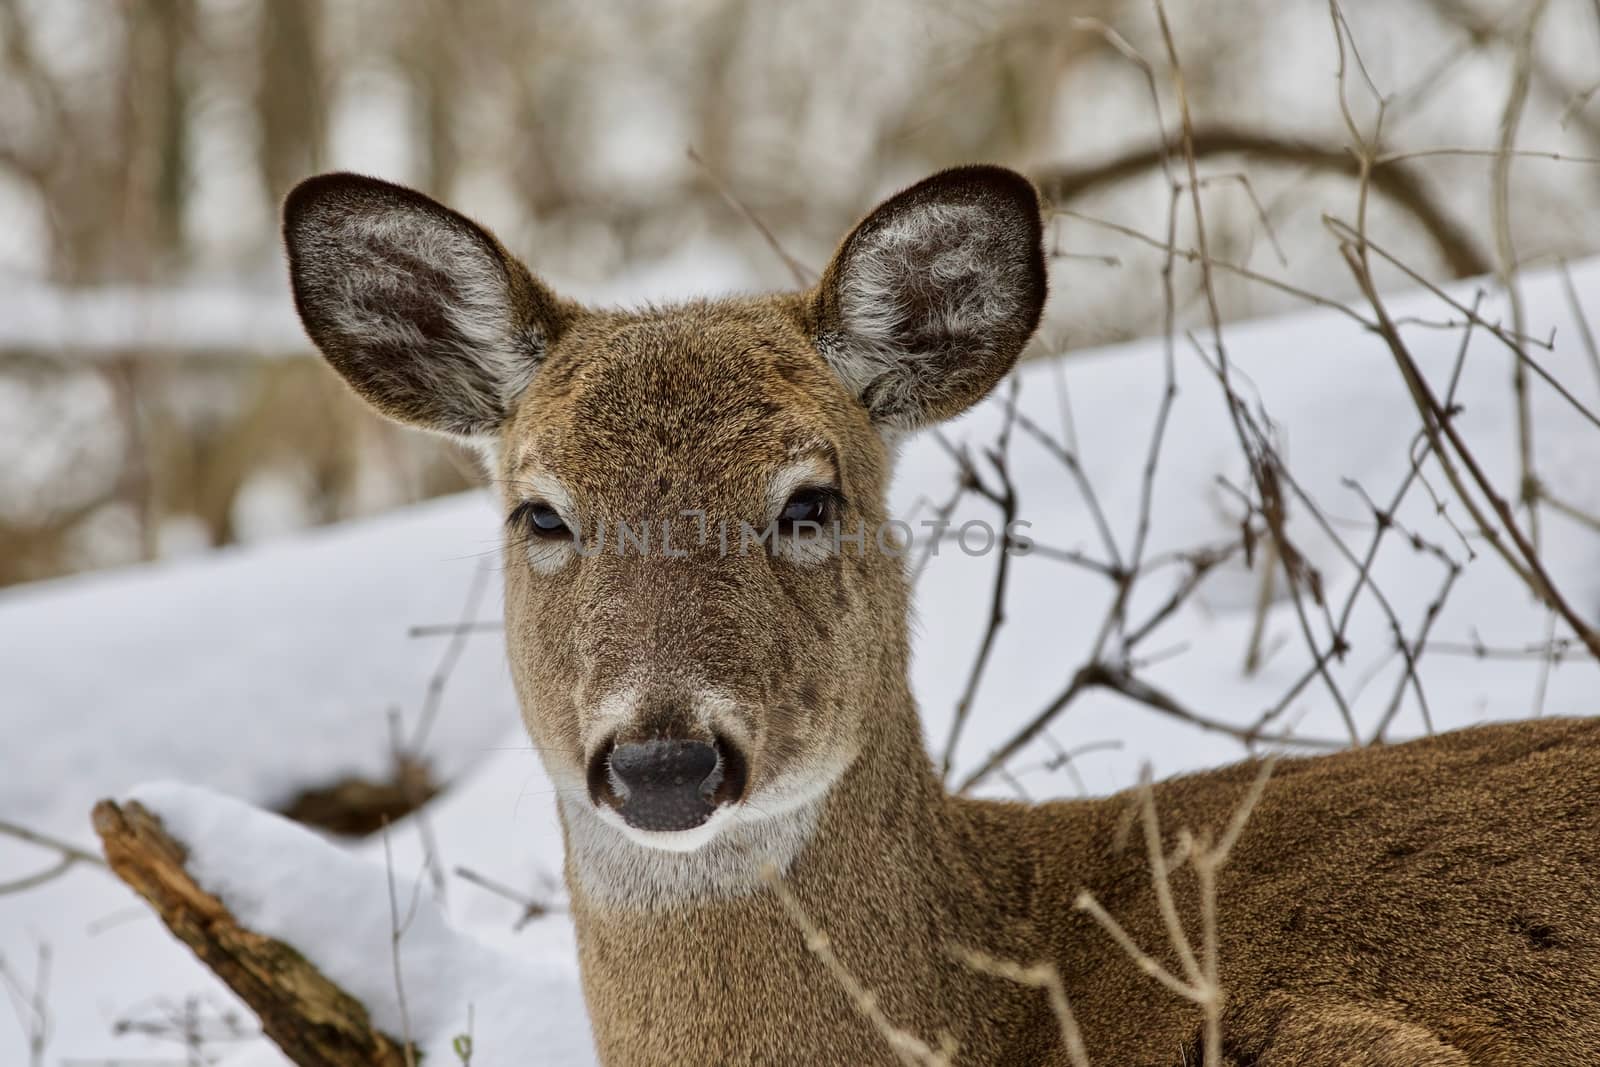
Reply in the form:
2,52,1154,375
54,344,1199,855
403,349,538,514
93,797,409,1067
91,782,597,1067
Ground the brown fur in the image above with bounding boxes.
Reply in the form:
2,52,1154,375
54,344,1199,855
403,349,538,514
284,167,1600,1065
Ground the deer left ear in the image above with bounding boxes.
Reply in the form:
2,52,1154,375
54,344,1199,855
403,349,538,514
283,172,574,440
811,165,1047,431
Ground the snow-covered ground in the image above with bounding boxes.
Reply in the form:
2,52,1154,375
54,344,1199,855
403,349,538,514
2,258,1597,1065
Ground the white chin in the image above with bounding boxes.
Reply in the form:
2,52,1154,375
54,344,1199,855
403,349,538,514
595,803,740,853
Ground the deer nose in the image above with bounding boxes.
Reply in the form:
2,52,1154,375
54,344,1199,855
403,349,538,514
590,738,728,832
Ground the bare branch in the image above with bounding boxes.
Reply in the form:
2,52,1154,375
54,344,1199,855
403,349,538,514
762,867,954,1067
1034,125,1491,277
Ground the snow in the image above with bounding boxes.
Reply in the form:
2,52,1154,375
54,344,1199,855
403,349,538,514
0,493,516,837
2,256,1599,1065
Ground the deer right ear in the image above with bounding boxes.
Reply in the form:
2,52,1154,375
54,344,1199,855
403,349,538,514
811,165,1047,432
283,173,572,439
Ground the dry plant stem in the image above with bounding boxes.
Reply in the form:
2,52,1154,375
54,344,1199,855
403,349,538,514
1182,172,1289,268
1192,759,1279,1067
761,867,954,1067
1060,208,1372,325
1053,19,1180,663
1427,637,1580,661
452,865,552,931
1421,0,1600,148
1157,0,1361,750
949,947,1090,1067
1329,0,1384,280
1011,409,1122,571
1492,0,1550,550
1327,221,1600,433
1122,544,1239,649
1563,80,1600,127
1020,736,1126,795
1025,541,1117,577
1241,538,1278,676
1317,0,1445,733
391,562,494,900
1183,348,1363,744
1375,145,1600,165
912,481,967,586
1343,467,1450,736
957,661,1338,794
1341,248,1600,661
386,709,447,904
0,945,49,1067
408,621,503,638
1077,759,1277,1067
687,146,815,288
1325,224,1548,599
1531,609,1561,716
1371,562,1458,742
1058,15,1177,604
1073,892,1198,1004
1101,670,1344,753
1557,259,1600,397
381,824,420,1067
1121,179,1182,635
940,404,1021,778
91,800,410,1067
1051,360,1080,455
409,559,492,754
0,818,106,895
1137,770,1201,987
1333,316,1481,739
1545,493,1600,534
1272,336,1467,735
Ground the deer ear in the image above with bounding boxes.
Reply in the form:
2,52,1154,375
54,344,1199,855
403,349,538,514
283,173,572,439
811,166,1047,431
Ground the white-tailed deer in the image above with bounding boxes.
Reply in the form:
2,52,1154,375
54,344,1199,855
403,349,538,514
284,167,1600,1065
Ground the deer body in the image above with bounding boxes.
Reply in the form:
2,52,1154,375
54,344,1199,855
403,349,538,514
564,659,1600,1066
283,166,1600,1065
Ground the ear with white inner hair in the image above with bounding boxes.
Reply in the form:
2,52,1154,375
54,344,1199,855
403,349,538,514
811,165,1048,431
282,173,574,440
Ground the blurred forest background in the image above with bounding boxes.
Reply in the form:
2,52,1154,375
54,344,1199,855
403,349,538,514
2,0,1598,587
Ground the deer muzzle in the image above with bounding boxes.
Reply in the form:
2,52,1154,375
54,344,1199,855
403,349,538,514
587,734,750,832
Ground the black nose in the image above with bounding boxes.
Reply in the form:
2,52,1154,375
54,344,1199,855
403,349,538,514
592,739,726,832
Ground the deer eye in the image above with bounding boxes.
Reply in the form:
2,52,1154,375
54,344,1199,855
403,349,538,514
778,487,842,532
510,500,570,539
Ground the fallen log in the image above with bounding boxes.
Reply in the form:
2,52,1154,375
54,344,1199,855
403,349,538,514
92,799,410,1067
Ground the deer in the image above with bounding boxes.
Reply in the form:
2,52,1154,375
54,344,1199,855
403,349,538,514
282,165,1600,1066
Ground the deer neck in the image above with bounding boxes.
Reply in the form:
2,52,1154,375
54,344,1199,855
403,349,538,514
559,641,1046,1061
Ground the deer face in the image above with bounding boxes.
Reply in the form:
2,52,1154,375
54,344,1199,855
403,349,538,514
284,167,1045,859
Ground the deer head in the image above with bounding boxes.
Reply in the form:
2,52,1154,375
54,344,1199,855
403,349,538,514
284,167,1045,886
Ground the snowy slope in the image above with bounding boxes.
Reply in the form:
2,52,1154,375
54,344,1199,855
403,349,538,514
0,493,514,835
3,258,1598,1065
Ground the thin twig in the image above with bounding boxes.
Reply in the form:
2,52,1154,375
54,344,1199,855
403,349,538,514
1557,259,1600,398
949,948,1090,1067
941,382,1022,778
1491,0,1550,549
0,820,106,896
762,867,954,1066
688,146,815,288
381,824,419,1067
